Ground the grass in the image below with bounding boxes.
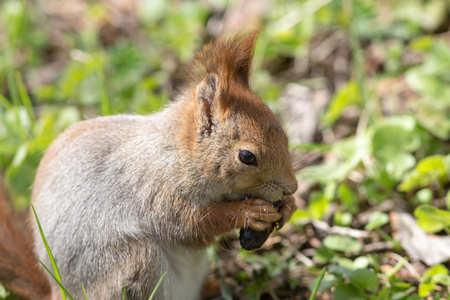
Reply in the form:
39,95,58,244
1,0,450,299
32,204,73,300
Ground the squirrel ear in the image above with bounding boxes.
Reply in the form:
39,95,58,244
196,73,220,133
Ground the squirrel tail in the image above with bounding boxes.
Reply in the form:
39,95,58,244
0,181,51,299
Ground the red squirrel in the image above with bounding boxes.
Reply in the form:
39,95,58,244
0,30,298,300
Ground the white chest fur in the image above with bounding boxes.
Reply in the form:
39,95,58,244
164,248,209,300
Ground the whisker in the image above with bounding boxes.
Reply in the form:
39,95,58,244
231,209,240,228
284,186,293,195
292,152,322,171
196,200,228,223
278,195,294,211
232,200,246,229
284,202,293,210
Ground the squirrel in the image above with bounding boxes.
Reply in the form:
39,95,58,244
0,30,298,300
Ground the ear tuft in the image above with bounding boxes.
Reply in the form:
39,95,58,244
190,29,261,89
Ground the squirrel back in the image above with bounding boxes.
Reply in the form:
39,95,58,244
1,30,298,300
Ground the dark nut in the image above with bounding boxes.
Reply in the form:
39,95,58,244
239,226,272,250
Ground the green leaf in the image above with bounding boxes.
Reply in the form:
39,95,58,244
406,41,450,104
392,286,416,300
334,211,353,227
336,258,357,273
370,116,419,180
349,269,378,291
353,256,370,270
412,188,433,205
412,99,450,140
0,282,9,298
322,80,361,127
323,234,363,253
419,265,449,297
313,246,337,264
298,136,368,184
333,283,366,300
384,153,416,181
308,191,330,220
376,287,391,300
418,280,434,297
338,184,359,214
423,264,448,278
414,204,450,233
405,41,450,139
297,163,350,184
333,135,369,162
399,154,450,191
290,209,309,223
371,116,419,159
410,35,434,52
434,273,450,286
309,273,336,294
365,211,389,231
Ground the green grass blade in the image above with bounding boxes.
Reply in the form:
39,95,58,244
31,204,67,300
4,47,20,106
122,281,126,300
15,71,36,127
0,93,13,110
148,272,167,300
39,261,75,300
82,284,88,299
309,268,326,300
96,67,111,116
386,257,407,279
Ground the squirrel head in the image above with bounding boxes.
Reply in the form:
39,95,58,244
179,30,298,203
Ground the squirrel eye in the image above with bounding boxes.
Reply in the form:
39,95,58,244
239,150,257,166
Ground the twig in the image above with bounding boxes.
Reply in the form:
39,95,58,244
312,220,370,239
295,252,315,267
362,241,394,253
387,252,422,282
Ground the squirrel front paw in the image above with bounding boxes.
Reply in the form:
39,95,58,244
234,198,282,231
237,196,297,250
194,196,297,243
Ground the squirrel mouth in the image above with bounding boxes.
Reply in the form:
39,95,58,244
221,192,277,204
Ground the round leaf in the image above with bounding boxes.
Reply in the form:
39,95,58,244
349,269,378,291
323,234,363,253
365,211,389,231
414,204,450,233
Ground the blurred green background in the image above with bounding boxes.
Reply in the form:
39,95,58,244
1,0,450,299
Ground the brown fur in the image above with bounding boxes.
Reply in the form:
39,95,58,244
0,182,50,299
